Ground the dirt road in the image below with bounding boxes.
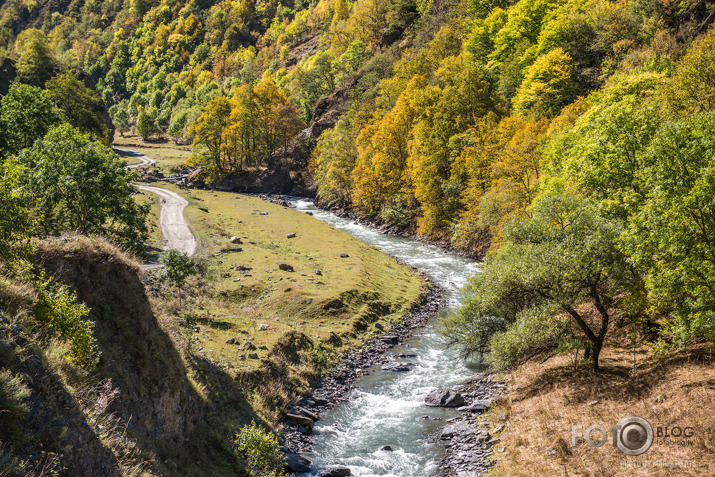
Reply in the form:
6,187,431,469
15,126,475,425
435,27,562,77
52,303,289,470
114,147,157,169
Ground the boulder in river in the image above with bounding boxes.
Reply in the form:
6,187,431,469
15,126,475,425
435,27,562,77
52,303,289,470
284,453,311,473
425,388,465,407
317,466,351,476
379,445,394,452
381,362,414,372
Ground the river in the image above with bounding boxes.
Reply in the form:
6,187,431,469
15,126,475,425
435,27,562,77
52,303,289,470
290,199,481,476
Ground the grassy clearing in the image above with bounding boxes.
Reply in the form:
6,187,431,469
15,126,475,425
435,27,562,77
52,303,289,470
138,182,426,420
143,182,425,371
488,339,715,476
113,134,192,174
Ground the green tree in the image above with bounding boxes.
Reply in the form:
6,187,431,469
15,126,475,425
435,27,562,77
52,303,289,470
18,124,148,252
513,47,576,115
136,107,159,140
624,111,715,345
234,422,284,477
0,158,32,269
15,29,55,86
46,72,110,143
443,194,642,371
0,83,64,156
158,249,198,309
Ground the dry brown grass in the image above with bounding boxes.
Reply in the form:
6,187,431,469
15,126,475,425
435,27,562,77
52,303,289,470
489,343,715,476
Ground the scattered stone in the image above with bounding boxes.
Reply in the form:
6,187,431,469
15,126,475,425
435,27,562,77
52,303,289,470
498,446,506,453
258,345,268,350
374,323,384,330
234,265,252,271
441,421,472,439
225,337,235,344
588,400,600,406
284,453,311,473
243,342,256,350
545,447,557,456
258,324,269,331
279,263,294,272
247,353,259,359
260,212,268,215
230,236,242,244
425,388,466,408
286,232,297,238
315,269,322,275
340,253,349,258
284,287,292,292
497,413,507,421
193,326,200,332
467,399,491,412
305,211,313,215
492,424,504,434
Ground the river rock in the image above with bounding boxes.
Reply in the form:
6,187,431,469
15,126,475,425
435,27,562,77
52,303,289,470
381,362,413,372
284,453,312,473
286,413,314,429
441,421,473,439
467,399,491,412
378,335,398,344
317,466,351,476
279,263,294,272
425,388,465,407
380,445,394,452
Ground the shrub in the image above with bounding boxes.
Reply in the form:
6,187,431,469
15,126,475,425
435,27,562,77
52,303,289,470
234,422,284,477
34,277,98,365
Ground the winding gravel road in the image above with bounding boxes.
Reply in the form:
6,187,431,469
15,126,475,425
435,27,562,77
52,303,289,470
114,147,157,169
136,184,196,256
114,147,196,256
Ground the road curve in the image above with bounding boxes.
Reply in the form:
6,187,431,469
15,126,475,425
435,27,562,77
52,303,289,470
136,184,197,256
114,147,157,169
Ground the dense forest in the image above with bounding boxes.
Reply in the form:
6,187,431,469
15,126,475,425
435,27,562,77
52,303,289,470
1,0,715,472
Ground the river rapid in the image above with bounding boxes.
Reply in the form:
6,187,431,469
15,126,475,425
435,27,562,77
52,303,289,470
290,199,481,477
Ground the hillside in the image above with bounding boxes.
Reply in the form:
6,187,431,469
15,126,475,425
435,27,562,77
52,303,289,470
0,216,425,475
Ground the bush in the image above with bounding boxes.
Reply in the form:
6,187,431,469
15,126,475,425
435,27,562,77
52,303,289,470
234,422,284,477
34,277,98,365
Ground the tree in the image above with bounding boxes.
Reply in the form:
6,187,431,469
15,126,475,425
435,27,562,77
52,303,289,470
623,111,715,345
136,107,159,140
15,29,55,86
0,158,32,269
46,72,109,143
18,124,149,252
0,83,64,156
443,194,642,371
158,249,198,309
513,47,576,115
191,95,232,173
168,110,188,144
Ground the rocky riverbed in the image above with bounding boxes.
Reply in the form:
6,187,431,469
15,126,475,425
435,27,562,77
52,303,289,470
280,283,508,476
282,286,446,456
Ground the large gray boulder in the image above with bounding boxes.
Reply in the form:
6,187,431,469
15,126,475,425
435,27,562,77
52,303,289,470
425,388,465,407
